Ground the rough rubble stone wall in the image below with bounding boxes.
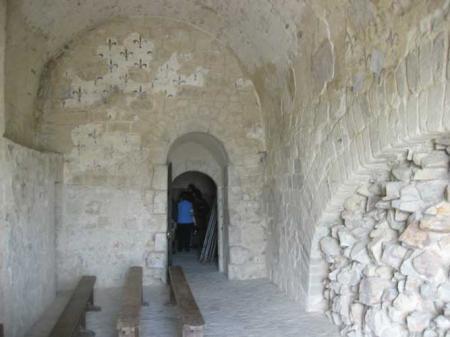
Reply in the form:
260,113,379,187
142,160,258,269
320,139,450,337
0,138,62,337
36,18,267,289
261,0,450,310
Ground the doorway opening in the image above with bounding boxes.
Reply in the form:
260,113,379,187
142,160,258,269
169,171,218,267
166,132,230,274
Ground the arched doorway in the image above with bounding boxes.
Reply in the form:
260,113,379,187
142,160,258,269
169,171,218,265
167,132,230,274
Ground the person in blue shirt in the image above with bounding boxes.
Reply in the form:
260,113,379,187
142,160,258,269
176,191,195,252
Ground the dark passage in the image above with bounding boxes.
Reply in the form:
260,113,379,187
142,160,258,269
168,171,218,266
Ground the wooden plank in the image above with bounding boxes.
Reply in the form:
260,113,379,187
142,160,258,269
49,276,96,337
169,266,205,330
117,266,143,335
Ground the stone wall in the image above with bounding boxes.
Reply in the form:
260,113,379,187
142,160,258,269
0,138,62,337
0,0,6,330
36,17,267,289
320,139,450,337
261,1,450,308
5,0,295,148
0,2,63,336
169,141,222,187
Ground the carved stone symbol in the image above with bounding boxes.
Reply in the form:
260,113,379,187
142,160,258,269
108,59,118,73
73,87,82,102
107,38,117,51
94,76,103,86
133,85,145,96
134,59,147,69
120,48,133,61
133,34,144,48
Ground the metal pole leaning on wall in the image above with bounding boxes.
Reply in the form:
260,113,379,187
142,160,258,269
200,200,218,263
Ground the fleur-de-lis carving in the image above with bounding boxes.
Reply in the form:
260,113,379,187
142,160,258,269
133,34,144,48
134,59,147,69
88,128,97,140
133,85,145,96
94,76,103,86
107,38,117,51
108,59,118,73
174,75,186,85
120,48,133,61
73,87,82,102
75,142,86,154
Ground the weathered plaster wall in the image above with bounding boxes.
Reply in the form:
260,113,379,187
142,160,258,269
5,0,296,147
9,3,450,335
0,139,62,337
36,18,267,289
262,0,450,310
0,0,4,136
0,0,7,331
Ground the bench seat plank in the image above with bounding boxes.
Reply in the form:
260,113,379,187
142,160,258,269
169,266,205,329
117,266,143,332
49,276,96,337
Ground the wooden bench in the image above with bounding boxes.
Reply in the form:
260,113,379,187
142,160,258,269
117,266,144,337
169,266,205,337
48,275,100,337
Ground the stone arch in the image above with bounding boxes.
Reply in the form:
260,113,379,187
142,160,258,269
6,6,276,148
172,170,218,197
32,15,267,289
306,27,450,312
167,131,230,166
167,131,230,273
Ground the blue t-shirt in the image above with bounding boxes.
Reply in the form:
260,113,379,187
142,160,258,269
177,200,194,224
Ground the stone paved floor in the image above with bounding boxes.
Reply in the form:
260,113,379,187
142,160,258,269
30,253,338,337
85,252,339,337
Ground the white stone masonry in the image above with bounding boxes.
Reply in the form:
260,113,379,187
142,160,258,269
321,139,450,337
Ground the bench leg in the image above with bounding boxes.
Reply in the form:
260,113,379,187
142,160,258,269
170,287,176,305
182,325,203,337
86,290,102,312
87,304,102,312
118,327,139,337
80,312,86,329
141,289,148,307
89,290,94,306
79,327,96,337
79,312,97,336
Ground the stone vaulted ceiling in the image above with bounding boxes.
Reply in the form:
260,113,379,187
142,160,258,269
12,0,298,73
6,0,441,147
6,0,304,146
